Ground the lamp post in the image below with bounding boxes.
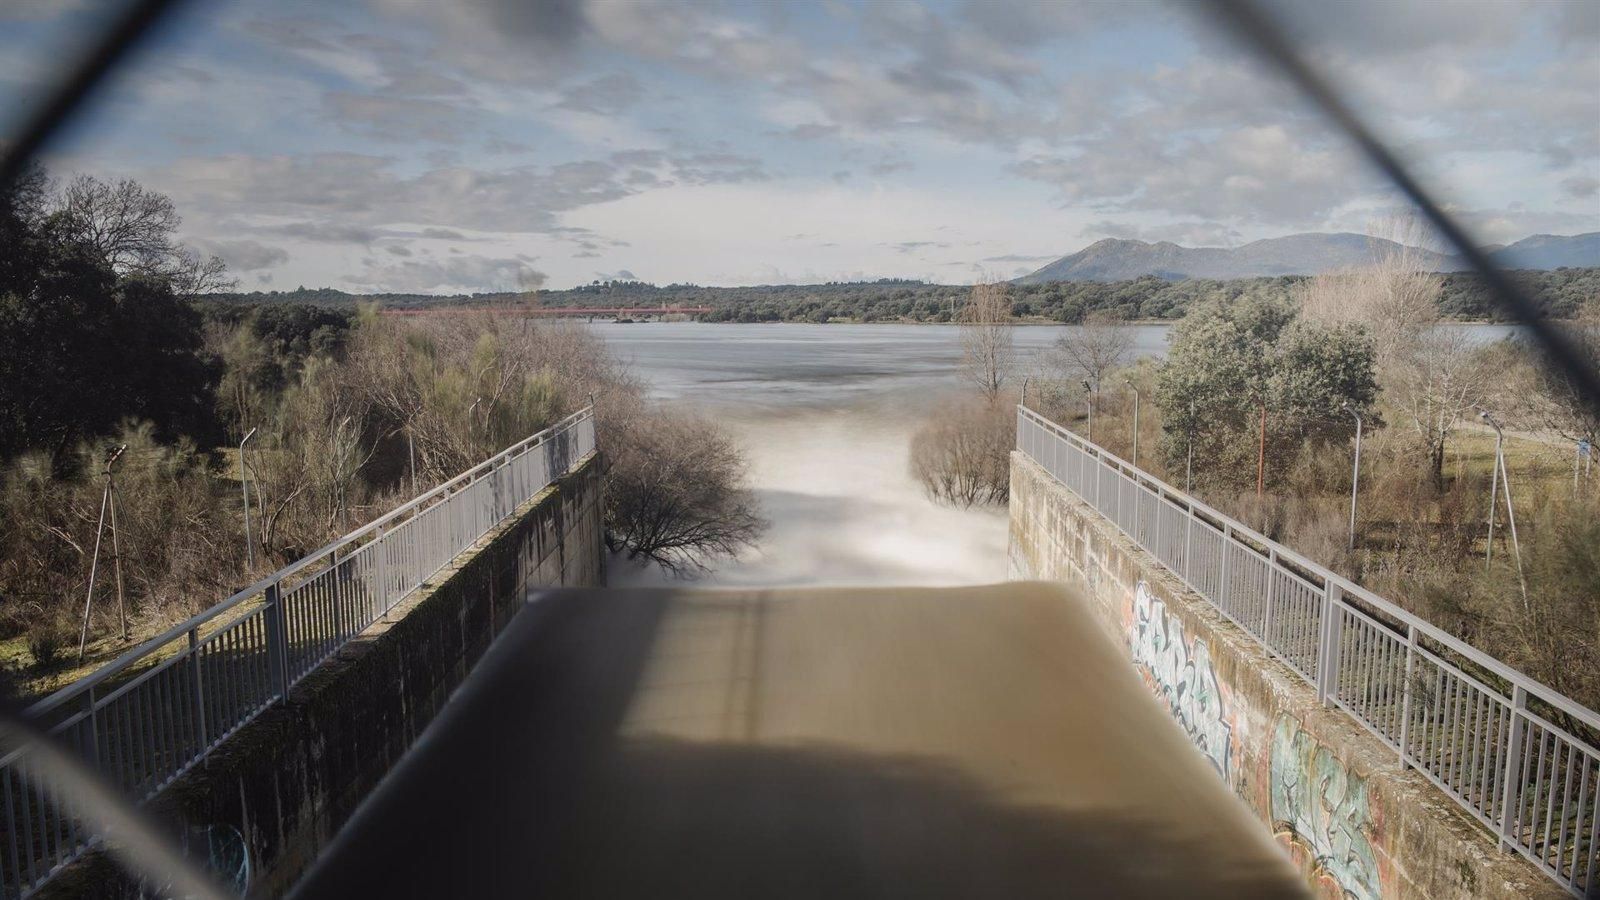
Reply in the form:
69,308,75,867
240,427,258,570
1082,380,1094,443
1124,379,1141,468
1343,401,1362,551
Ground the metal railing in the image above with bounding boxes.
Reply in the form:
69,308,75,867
1017,405,1600,898
0,407,596,899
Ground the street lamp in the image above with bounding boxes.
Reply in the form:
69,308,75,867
240,427,258,569
1343,402,1362,551
1124,378,1141,468
1082,380,1094,443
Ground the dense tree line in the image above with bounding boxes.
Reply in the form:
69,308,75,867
212,267,1600,324
0,173,761,683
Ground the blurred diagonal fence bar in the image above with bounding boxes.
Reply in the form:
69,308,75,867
0,407,596,899
1017,405,1600,898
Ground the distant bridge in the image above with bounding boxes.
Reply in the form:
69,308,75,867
381,305,713,320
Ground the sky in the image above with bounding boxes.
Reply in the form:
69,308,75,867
2,0,1597,293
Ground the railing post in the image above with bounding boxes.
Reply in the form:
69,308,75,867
1498,685,1529,852
1317,581,1343,706
1218,523,1233,610
328,548,343,641
264,580,289,702
374,525,389,621
1263,548,1277,649
1397,624,1416,769
1131,471,1141,540
1183,502,1194,584
83,687,100,770
188,627,206,749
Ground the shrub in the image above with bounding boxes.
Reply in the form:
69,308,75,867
910,398,1013,508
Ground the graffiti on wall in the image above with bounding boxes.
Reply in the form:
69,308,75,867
138,823,252,897
1271,716,1381,900
1127,581,1234,781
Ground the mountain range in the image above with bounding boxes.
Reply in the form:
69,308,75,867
1015,231,1600,283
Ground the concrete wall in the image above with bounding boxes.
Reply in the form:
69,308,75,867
1007,451,1561,900
45,453,605,899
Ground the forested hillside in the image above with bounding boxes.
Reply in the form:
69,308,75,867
211,267,1600,324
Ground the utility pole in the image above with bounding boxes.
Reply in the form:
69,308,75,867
1124,379,1141,468
1480,411,1528,607
240,427,258,570
107,448,127,640
1343,401,1363,552
77,444,126,661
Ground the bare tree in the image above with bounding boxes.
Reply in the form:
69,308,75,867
604,408,766,573
1298,227,1489,488
959,279,1015,402
1053,309,1134,390
909,398,1013,507
1518,299,1600,449
51,174,235,295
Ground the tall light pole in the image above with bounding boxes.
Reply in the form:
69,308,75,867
240,427,258,570
1124,378,1141,468
1342,402,1363,552
1082,380,1094,443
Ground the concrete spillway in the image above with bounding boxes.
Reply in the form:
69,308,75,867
293,583,1307,899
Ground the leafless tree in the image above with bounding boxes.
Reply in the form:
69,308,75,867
1517,300,1600,449
1053,309,1134,390
51,174,235,295
1298,227,1489,488
603,407,766,573
959,279,1015,403
909,398,1013,507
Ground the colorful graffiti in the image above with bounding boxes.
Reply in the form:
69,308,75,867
1127,581,1234,780
1271,716,1380,900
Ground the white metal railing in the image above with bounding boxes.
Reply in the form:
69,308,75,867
1017,404,1600,898
0,407,596,899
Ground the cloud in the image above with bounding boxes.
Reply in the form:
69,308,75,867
1078,220,1246,248
1562,175,1600,200
258,221,392,244
188,238,289,271
349,254,547,293
981,253,1056,264
554,72,643,114
151,152,644,235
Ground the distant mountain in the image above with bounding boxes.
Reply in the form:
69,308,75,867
1016,231,1600,283
1489,233,1600,270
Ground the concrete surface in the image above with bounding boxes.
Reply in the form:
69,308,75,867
294,582,1307,899
1007,450,1566,900
39,453,605,899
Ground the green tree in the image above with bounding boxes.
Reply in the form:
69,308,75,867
1155,295,1377,491
0,176,222,468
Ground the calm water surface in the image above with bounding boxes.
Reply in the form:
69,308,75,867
595,322,1521,588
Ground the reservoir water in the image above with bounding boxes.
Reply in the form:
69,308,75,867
596,322,1522,587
